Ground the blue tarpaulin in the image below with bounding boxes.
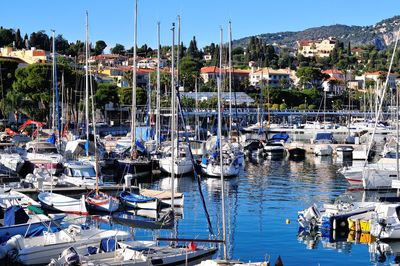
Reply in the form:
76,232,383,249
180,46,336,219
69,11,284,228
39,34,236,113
47,133,56,144
135,127,154,142
135,140,146,153
4,205,29,226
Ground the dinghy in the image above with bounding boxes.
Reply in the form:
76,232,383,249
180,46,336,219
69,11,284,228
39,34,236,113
86,190,119,213
118,190,158,210
38,192,88,215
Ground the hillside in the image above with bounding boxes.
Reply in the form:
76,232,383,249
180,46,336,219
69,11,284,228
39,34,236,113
233,16,400,49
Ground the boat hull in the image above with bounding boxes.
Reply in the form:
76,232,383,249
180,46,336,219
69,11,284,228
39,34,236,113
159,157,193,175
38,192,88,215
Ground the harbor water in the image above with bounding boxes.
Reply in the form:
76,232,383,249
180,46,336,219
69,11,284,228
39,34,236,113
99,156,393,266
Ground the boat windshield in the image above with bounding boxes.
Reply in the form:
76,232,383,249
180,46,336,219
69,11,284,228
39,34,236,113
71,167,96,177
36,147,58,154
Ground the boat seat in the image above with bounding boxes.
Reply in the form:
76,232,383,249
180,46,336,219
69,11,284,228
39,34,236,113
100,237,119,252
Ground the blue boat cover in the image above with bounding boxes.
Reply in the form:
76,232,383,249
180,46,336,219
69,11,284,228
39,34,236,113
270,133,290,142
4,205,29,226
120,191,154,203
315,133,333,141
47,133,56,144
135,140,146,153
101,238,117,252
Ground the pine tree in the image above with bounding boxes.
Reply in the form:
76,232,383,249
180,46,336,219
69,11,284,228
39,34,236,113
15,29,22,49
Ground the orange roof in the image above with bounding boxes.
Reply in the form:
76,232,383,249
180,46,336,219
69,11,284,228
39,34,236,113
327,77,344,81
200,66,219,73
32,50,46,56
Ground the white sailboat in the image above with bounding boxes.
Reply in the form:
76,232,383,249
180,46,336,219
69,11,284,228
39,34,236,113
159,142,193,175
201,31,239,177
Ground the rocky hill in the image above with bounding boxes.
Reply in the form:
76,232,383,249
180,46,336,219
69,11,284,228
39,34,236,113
233,16,400,49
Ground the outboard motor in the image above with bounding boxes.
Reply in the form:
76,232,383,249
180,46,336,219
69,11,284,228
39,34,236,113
0,234,23,260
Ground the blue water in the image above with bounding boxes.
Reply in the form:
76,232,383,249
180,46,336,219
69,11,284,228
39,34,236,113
103,157,398,265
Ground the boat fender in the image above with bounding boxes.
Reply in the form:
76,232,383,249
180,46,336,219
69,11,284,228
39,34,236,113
67,224,82,236
0,235,24,259
187,242,197,251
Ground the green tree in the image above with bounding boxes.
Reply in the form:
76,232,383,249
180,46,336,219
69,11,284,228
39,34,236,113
296,67,329,89
15,29,23,49
118,87,146,106
29,30,50,50
95,83,119,116
0,27,14,47
110,44,125,55
94,40,107,55
180,56,202,91
186,36,201,59
55,35,70,54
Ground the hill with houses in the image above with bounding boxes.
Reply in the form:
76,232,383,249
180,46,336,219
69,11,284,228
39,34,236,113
233,16,400,49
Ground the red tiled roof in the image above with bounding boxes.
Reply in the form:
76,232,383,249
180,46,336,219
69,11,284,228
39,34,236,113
200,66,250,75
32,50,46,56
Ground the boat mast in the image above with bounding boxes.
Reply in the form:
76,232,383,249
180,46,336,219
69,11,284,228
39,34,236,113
85,12,90,152
156,21,161,146
51,30,55,131
61,72,64,139
89,62,100,194
170,22,176,209
228,21,233,134
52,30,60,146
218,27,228,261
130,0,138,157
195,77,199,140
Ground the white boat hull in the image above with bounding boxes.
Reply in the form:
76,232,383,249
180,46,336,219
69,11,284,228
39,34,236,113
159,157,193,175
38,192,88,215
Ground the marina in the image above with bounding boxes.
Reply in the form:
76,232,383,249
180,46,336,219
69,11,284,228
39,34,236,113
1,0,400,265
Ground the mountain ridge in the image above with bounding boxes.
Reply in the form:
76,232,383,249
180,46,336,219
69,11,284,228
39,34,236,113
233,15,400,50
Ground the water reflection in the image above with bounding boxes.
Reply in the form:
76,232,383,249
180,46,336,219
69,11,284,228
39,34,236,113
137,154,400,265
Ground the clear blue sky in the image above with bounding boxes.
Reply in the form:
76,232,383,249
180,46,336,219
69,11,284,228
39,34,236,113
0,0,399,52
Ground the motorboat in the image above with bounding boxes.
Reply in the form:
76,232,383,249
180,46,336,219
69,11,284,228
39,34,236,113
1,224,130,265
23,141,63,175
288,142,306,159
61,161,102,188
370,203,400,239
23,166,59,189
336,145,354,159
50,238,217,266
0,204,64,243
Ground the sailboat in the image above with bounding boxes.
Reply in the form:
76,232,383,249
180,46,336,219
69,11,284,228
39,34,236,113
83,12,119,213
117,3,152,176
201,26,270,266
201,28,239,178
362,27,400,190
37,30,88,216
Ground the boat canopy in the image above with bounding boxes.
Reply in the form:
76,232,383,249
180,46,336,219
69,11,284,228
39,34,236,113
270,132,290,142
315,132,333,141
4,205,29,226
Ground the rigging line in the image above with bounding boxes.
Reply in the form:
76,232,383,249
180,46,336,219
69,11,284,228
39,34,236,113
176,89,215,237
364,27,400,168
